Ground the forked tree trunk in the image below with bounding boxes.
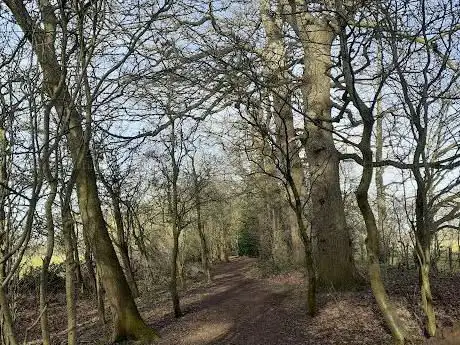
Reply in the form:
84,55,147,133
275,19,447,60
3,1,159,341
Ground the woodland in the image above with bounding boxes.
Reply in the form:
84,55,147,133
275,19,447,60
0,0,460,344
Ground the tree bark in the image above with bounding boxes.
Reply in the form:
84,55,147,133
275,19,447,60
355,137,407,344
111,195,139,298
2,1,159,341
0,127,18,345
375,98,388,263
40,107,56,345
191,157,211,283
170,230,182,318
40,175,56,345
61,198,77,345
277,0,359,288
298,20,357,289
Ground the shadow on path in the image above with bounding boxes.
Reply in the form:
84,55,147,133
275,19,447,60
151,257,311,345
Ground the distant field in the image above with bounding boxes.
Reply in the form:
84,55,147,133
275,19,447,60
20,254,65,276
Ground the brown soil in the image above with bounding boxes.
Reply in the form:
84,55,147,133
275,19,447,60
17,257,460,345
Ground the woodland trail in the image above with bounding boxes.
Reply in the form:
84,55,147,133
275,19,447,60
151,257,309,345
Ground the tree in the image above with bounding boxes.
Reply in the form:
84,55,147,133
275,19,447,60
280,0,359,288
1,0,162,341
334,0,460,341
190,154,212,283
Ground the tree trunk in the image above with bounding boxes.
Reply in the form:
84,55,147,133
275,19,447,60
83,233,97,294
0,281,18,345
419,260,436,337
191,157,211,283
356,167,407,345
0,127,18,345
198,224,211,283
112,195,139,298
61,200,77,345
40,111,57,345
70,224,85,293
299,24,357,289
290,179,317,316
40,177,56,345
96,268,106,325
375,98,388,264
170,230,182,318
1,2,158,341
352,107,407,344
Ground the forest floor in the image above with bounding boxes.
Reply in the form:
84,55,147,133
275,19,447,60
17,256,460,345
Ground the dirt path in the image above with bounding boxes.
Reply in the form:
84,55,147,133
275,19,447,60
149,257,309,345
137,257,303,345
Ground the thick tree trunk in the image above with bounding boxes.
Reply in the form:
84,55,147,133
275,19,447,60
260,0,306,265
260,0,317,312
300,26,357,289
2,2,158,341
